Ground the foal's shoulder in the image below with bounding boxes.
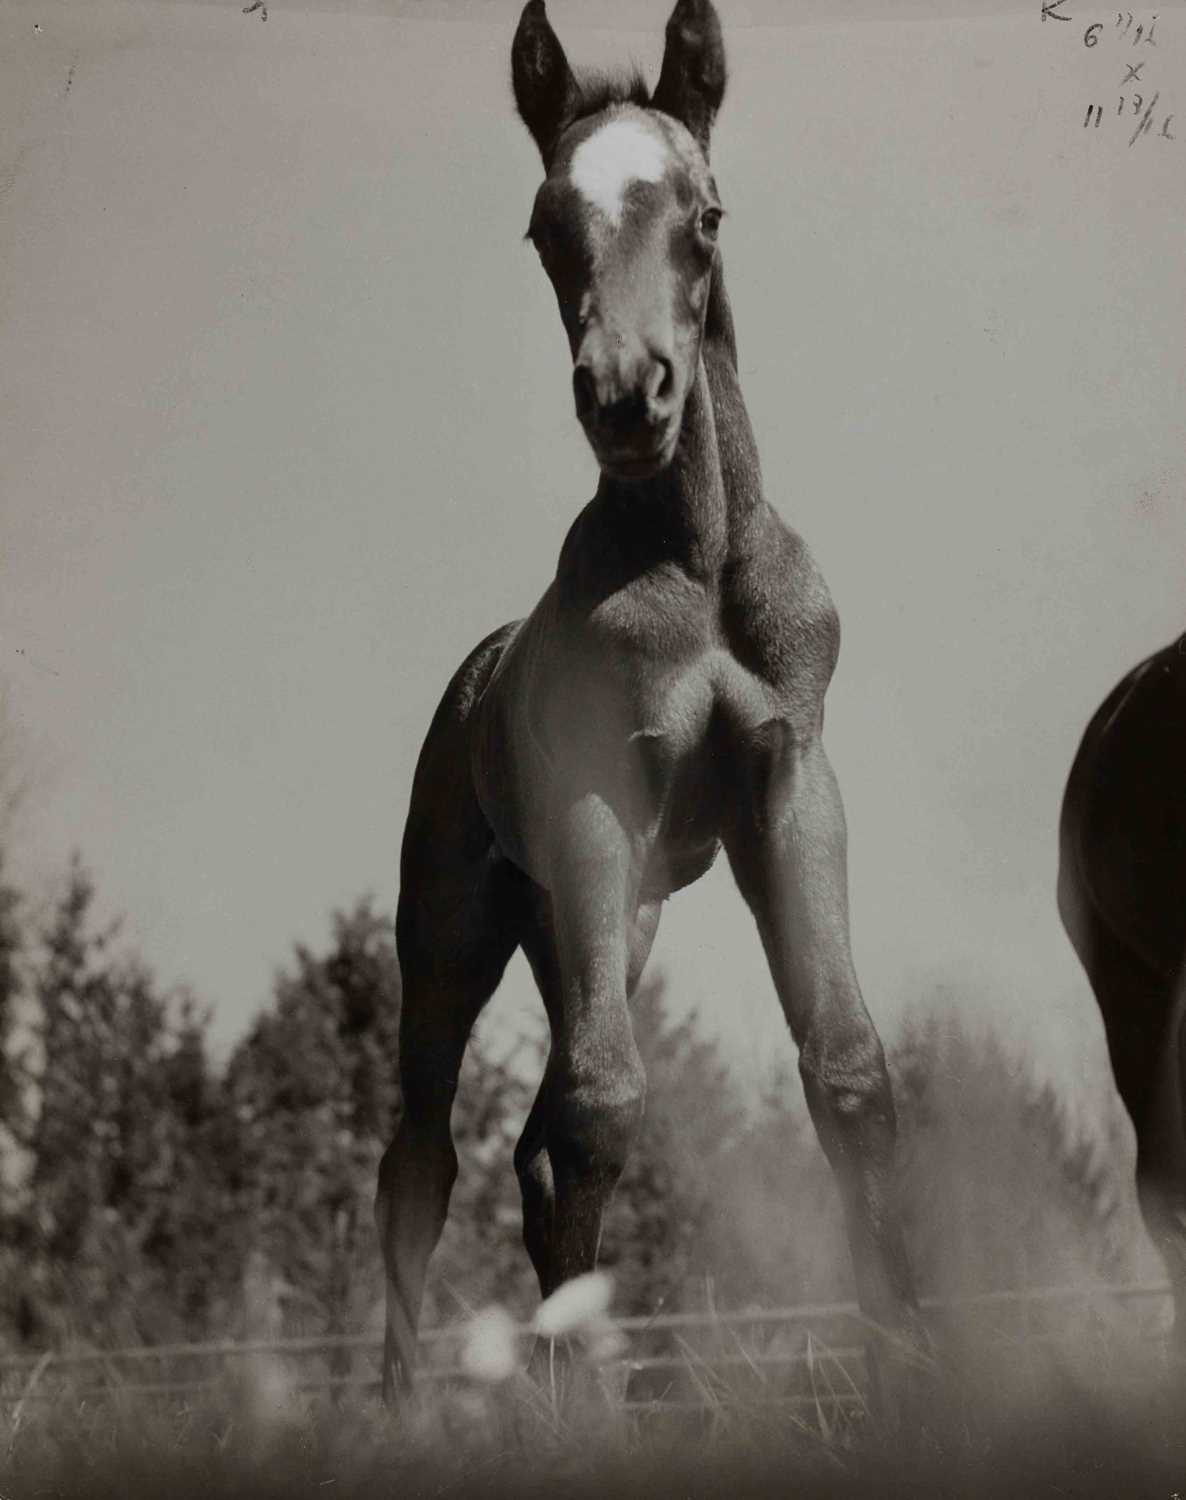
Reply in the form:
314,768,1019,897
722,506,841,697
734,504,838,628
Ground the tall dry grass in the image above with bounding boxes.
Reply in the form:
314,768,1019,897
3,1286,1185,1500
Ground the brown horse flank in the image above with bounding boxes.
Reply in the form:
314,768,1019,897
376,0,921,1403
1059,633,1186,1348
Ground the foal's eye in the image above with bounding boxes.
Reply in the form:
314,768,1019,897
528,225,558,264
699,207,724,241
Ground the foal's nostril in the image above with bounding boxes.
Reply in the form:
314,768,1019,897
572,364,597,422
648,356,675,407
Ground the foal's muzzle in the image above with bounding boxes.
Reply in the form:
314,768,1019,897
572,333,680,480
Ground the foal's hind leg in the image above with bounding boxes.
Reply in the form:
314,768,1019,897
376,640,527,1403
375,869,520,1404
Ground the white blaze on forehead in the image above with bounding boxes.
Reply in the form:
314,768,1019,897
569,118,671,227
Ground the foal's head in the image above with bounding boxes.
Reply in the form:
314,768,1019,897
512,0,727,482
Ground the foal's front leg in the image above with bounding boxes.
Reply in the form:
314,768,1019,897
517,896,662,1303
726,721,922,1376
546,794,647,1290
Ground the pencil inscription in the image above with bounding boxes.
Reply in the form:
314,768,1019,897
1058,10,1175,142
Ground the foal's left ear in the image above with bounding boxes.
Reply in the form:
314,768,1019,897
651,0,727,156
511,0,578,168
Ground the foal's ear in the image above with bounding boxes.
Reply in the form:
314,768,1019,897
651,0,727,155
511,0,578,167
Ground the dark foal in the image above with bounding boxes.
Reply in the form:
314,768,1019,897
377,0,920,1404
1059,633,1186,1350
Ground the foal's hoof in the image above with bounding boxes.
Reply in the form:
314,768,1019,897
379,1364,418,1415
524,1334,580,1398
865,1316,939,1436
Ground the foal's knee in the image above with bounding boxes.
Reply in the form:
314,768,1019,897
550,1056,646,1186
798,1023,897,1157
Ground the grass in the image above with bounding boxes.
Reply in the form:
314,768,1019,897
2,1297,1186,1499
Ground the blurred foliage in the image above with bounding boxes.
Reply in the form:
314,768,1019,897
892,1004,1141,1296
0,854,24,1145
0,851,1148,1354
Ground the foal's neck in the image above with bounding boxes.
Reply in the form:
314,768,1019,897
596,261,764,577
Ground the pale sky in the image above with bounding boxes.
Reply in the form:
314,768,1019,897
2,0,1184,1129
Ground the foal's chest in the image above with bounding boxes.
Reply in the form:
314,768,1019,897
477,520,838,887
582,534,839,744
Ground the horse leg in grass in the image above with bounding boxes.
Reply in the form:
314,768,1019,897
725,723,924,1413
376,660,525,1404
515,895,660,1384
1087,926,1186,1354
376,899,519,1404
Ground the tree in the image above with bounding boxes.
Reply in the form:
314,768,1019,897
223,897,539,1335
18,857,227,1343
135,993,244,1336
890,1005,1138,1298
697,1066,853,1312
0,853,26,1160
223,915,373,1335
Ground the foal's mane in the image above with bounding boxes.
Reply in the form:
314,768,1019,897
568,67,652,125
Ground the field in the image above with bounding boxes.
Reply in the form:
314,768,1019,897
3,1284,1185,1500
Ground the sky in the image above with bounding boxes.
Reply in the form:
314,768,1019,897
2,0,1184,1129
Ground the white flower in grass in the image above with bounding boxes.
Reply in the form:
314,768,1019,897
581,1314,627,1364
533,1271,614,1339
459,1304,519,1384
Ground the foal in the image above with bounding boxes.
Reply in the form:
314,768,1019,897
377,0,920,1403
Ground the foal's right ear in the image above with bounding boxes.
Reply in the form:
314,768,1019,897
511,0,578,168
